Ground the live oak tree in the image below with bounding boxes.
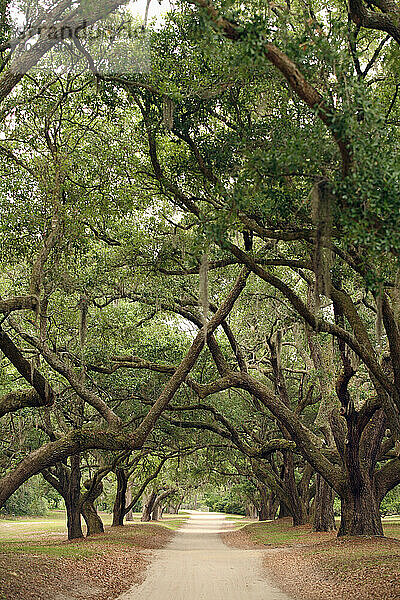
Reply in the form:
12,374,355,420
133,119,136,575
116,290,326,528
0,73,249,523
2,0,400,541
87,1,400,536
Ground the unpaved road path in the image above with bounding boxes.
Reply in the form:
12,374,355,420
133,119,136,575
118,512,292,600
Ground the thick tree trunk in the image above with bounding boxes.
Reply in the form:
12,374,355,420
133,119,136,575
66,501,83,540
65,455,83,540
258,484,269,521
258,485,277,520
141,492,157,522
112,468,128,527
266,495,279,520
251,459,294,522
290,502,308,526
81,500,104,535
278,502,291,518
169,495,184,515
42,458,83,540
338,482,383,537
112,503,125,527
151,503,162,521
81,479,104,536
336,408,385,536
313,474,336,532
283,454,309,526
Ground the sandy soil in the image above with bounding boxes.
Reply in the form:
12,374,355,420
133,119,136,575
117,512,292,600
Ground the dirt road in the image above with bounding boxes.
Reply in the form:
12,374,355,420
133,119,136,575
118,512,292,600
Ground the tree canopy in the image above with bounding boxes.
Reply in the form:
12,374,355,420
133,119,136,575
1,0,400,539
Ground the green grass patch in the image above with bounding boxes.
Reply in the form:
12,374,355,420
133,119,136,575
383,522,400,539
227,519,254,530
156,518,188,530
0,515,183,565
0,541,98,559
241,520,310,545
0,510,186,549
237,517,400,547
0,510,116,541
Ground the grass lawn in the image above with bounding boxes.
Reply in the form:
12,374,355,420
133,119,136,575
159,517,188,530
0,514,180,600
230,515,400,546
0,509,187,542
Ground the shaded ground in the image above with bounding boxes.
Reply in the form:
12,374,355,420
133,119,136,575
0,521,176,600
4,512,400,600
223,518,400,600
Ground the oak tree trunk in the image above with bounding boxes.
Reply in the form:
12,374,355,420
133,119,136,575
167,503,181,514
81,500,104,536
278,502,291,518
151,490,173,520
266,495,279,521
313,474,336,532
338,482,383,536
278,452,310,526
283,454,309,526
65,455,83,540
151,503,162,521
112,468,128,527
258,485,269,521
81,479,104,536
336,408,385,536
66,502,83,540
141,492,157,522
258,486,277,521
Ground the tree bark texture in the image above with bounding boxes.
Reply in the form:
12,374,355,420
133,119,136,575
313,474,336,532
81,479,104,536
112,468,128,527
